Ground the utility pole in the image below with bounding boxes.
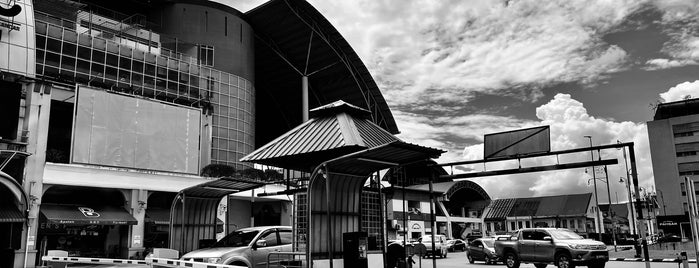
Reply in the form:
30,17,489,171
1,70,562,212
585,136,602,239
618,140,637,237
602,165,617,252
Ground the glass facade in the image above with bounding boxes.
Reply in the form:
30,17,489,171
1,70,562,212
34,14,254,170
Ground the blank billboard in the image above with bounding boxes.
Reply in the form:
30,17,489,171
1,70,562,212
72,86,201,174
484,126,550,160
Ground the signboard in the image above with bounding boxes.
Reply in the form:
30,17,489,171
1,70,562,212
0,0,35,78
484,126,550,159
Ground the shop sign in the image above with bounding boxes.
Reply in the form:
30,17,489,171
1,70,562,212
0,18,19,31
79,207,101,218
659,221,678,227
0,2,22,17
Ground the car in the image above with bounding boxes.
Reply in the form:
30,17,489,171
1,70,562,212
467,238,499,265
180,226,292,268
657,234,682,243
445,239,466,252
494,228,608,268
417,234,448,258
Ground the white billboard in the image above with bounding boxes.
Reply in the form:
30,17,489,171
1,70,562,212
72,86,201,174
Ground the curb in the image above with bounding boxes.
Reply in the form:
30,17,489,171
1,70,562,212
611,258,695,263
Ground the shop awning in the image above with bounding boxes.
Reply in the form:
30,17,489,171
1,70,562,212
0,205,25,223
145,208,170,225
41,204,137,225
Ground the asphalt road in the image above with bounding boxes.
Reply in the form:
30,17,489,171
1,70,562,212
416,250,685,268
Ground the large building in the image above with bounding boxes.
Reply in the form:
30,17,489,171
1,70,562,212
0,0,397,267
647,98,699,239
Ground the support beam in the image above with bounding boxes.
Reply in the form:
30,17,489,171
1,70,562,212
441,159,618,180
302,76,309,122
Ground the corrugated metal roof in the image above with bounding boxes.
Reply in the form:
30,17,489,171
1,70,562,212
483,198,515,220
241,101,400,171
0,205,25,223
181,176,265,199
510,198,540,217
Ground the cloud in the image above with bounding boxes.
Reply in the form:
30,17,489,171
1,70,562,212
451,94,652,201
647,0,699,67
659,80,699,102
644,58,698,70
303,0,639,107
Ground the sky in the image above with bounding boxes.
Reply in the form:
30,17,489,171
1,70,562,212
222,0,699,202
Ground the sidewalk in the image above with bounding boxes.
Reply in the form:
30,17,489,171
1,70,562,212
608,245,696,260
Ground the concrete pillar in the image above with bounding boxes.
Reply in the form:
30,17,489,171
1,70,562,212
16,83,52,268
128,189,147,258
302,76,308,122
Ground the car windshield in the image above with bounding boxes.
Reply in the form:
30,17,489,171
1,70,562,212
212,230,260,247
481,240,495,247
549,229,584,240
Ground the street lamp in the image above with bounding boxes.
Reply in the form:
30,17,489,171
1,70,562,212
617,140,637,238
584,136,602,239
619,176,637,237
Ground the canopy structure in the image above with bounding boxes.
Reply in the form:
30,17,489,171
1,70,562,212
242,100,444,267
169,176,265,253
241,100,399,172
40,204,137,225
246,0,399,148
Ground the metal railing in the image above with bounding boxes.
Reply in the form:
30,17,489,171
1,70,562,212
266,252,306,268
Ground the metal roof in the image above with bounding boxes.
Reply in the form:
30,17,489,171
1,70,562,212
403,181,491,201
0,205,24,223
246,0,399,147
484,193,592,220
179,176,266,199
241,100,400,171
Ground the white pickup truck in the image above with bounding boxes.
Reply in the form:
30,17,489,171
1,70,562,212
417,234,448,258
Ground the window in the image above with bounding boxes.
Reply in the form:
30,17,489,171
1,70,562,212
525,221,531,228
198,45,214,66
259,230,278,247
279,230,292,245
521,230,535,240
510,222,516,231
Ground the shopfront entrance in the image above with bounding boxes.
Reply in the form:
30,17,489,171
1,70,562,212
38,186,136,260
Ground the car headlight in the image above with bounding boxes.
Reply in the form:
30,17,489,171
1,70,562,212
206,257,222,264
568,244,591,250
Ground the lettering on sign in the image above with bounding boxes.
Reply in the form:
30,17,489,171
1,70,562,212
78,207,101,218
0,18,19,31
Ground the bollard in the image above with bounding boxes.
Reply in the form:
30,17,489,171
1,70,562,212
680,251,689,268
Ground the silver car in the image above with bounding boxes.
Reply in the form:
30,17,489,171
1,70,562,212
181,226,292,268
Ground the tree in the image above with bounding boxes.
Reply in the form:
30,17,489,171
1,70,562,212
200,164,236,178
239,168,265,181
263,169,283,182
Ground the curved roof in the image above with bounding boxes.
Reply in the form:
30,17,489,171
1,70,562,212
404,180,491,201
245,0,399,146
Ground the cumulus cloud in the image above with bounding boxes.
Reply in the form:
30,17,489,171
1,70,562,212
644,58,698,70
456,94,652,201
659,80,699,102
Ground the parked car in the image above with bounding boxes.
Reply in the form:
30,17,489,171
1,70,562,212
445,239,466,252
657,234,682,243
181,226,292,268
417,234,448,258
494,228,608,268
467,238,499,264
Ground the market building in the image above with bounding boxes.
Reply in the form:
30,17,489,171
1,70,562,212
647,98,699,239
0,0,397,266
481,193,594,236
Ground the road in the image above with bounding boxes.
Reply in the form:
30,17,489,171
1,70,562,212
415,251,685,268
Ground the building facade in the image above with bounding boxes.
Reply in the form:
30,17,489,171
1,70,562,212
481,193,594,236
648,98,699,239
0,0,397,267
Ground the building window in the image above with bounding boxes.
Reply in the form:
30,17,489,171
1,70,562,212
225,17,228,36
678,151,698,157
525,221,531,228
198,45,214,66
510,222,516,231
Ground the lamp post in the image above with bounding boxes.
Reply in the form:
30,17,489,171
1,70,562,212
585,136,602,239
618,140,637,237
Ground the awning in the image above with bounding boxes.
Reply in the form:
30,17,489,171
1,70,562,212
41,204,137,225
145,208,170,225
0,205,25,223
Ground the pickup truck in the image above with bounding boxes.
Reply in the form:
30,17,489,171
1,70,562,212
494,228,608,268
417,234,448,258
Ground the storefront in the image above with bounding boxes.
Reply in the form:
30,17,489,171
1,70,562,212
38,186,136,259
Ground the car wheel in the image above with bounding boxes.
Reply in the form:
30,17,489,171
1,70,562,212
556,253,575,268
535,264,548,268
468,254,475,264
504,252,520,268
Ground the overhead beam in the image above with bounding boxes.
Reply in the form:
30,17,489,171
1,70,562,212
440,159,618,180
